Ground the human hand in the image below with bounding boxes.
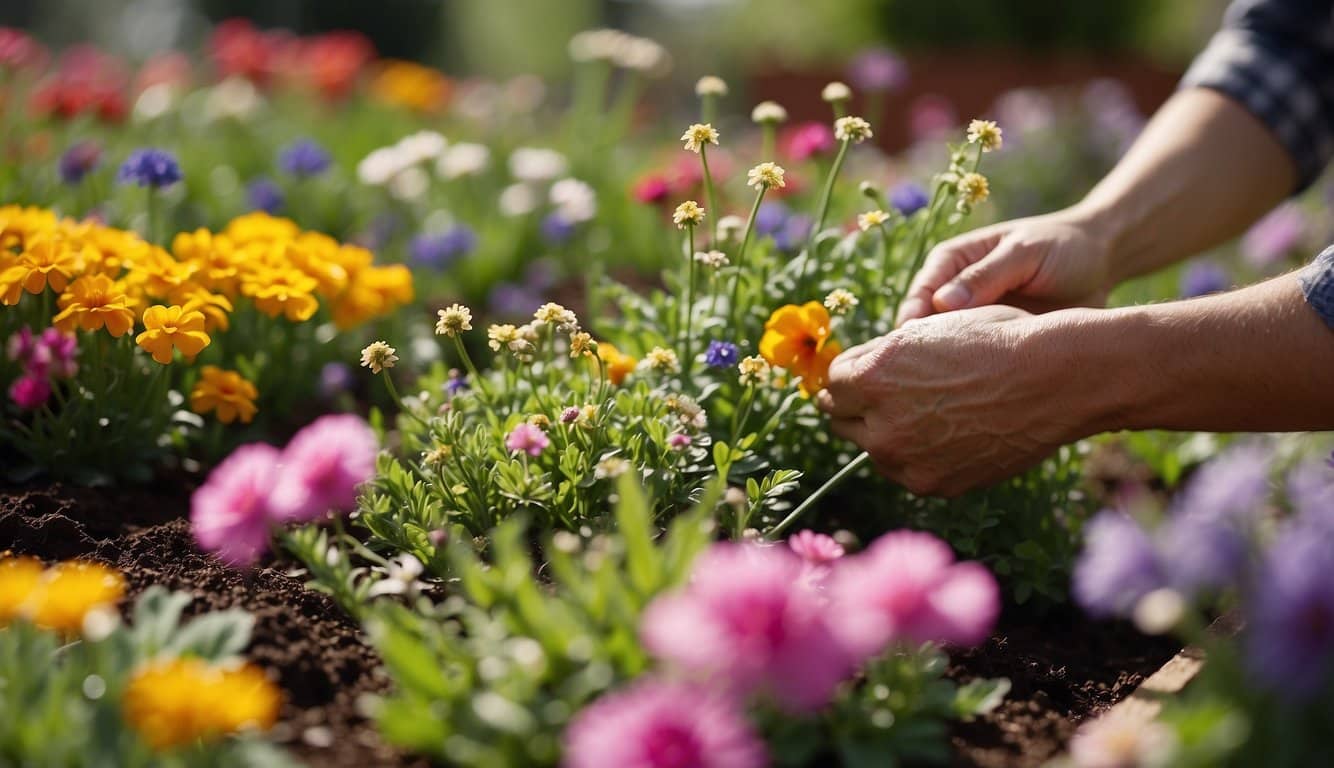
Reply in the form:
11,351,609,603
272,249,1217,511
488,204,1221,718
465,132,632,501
817,305,1092,497
896,209,1115,326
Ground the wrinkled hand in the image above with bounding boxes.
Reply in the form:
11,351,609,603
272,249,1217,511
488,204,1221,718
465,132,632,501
896,209,1114,326
817,306,1084,497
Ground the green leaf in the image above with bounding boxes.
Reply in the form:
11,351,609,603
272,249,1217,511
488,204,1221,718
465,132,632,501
952,677,1011,719
614,473,660,596
130,587,193,656
167,609,255,662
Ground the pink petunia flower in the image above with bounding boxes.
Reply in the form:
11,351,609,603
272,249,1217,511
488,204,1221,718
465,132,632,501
783,122,835,161
562,678,767,768
640,542,853,712
38,328,78,378
191,443,281,566
505,422,549,457
8,374,50,410
830,530,999,662
788,530,845,564
269,414,378,522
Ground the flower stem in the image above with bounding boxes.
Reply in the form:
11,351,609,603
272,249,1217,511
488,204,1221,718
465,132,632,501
802,138,852,285
682,225,696,380
727,187,768,331
380,371,430,430
699,145,719,246
761,124,775,161
764,451,870,539
145,188,157,245
451,336,491,400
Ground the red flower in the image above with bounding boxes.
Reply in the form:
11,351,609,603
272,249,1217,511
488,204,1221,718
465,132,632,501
209,18,276,84
0,27,47,71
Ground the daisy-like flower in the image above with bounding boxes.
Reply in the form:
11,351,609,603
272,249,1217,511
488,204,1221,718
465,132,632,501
594,455,630,480
51,274,136,337
751,101,788,124
435,303,473,337
824,288,859,315
644,346,680,374
737,355,771,386
694,250,729,269
966,119,1003,152
190,366,259,424
746,162,786,190
834,115,873,143
680,123,720,153
821,81,852,104
360,341,398,373
759,302,841,396
534,301,578,330
672,200,706,229
487,324,521,352
367,554,427,597
857,209,890,232
717,215,745,241
135,304,211,365
695,75,728,97
569,331,595,358
957,172,990,207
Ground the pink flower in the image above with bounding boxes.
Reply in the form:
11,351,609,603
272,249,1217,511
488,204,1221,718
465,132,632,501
788,530,844,564
560,406,581,424
6,328,36,364
830,531,999,661
783,122,835,161
191,443,281,566
909,94,957,142
667,433,692,451
505,422,549,457
269,414,378,522
38,328,78,378
640,542,853,712
562,678,766,768
632,174,671,205
8,374,50,410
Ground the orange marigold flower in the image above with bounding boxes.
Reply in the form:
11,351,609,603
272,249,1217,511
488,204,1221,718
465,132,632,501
52,274,137,337
0,234,83,301
370,59,451,113
122,657,281,751
597,342,638,386
24,560,124,634
759,301,842,396
0,555,44,624
136,304,211,364
176,287,234,333
222,211,301,246
242,268,320,322
190,366,258,424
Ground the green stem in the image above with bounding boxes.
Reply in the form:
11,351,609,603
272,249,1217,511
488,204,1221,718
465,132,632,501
699,145,719,247
380,371,430,430
761,124,775,162
802,138,852,286
682,225,696,380
145,188,157,245
451,335,491,400
727,187,768,331
764,451,870,539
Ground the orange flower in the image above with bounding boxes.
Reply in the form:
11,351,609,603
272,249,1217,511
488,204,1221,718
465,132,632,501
0,234,83,301
597,343,638,386
241,267,320,322
190,366,258,424
122,657,281,751
52,274,137,337
370,60,451,113
759,302,842,396
0,556,44,624
24,560,124,634
136,304,211,364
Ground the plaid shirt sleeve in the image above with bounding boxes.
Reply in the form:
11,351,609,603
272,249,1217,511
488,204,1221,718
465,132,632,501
1300,245,1334,329
1180,0,1334,191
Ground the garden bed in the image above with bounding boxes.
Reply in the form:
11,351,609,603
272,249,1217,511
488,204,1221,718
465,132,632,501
0,481,1178,768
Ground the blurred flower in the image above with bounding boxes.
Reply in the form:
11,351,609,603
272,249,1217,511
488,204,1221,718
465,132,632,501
506,422,549,457
857,210,889,232
541,213,577,245
436,142,490,179
1241,202,1306,269
966,119,1003,152
445,369,470,396
847,47,907,93
821,81,852,104
1179,260,1230,298
204,76,263,122
834,116,873,143
563,678,766,768
58,141,101,185
909,94,957,141
1073,510,1164,618
1288,457,1334,524
488,282,542,319
597,343,637,386
783,122,835,161
38,328,78,379
595,455,630,480
368,554,426,597
751,101,788,124
388,166,429,202
190,366,258,425
21,560,124,634
551,178,597,223
498,183,540,217
410,227,477,270
774,214,812,250
1171,442,1271,524
695,75,728,97
673,200,705,229
703,340,739,369
191,443,279,566
1246,526,1334,698
789,530,845,565
1067,712,1176,768
319,362,353,400
956,172,990,208
747,162,786,190
8,374,50,410
208,19,277,84
993,88,1055,140
246,177,285,214
824,289,859,315
681,123,720,153
509,148,568,183
755,202,790,236
641,542,852,711
0,556,43,623
136,305,210,365
760,302,840,396
0,27,47,72
278,138,332,178
294,30,375,101
831,531,999,658
644,347,680,374
632,174,671,205
890,182,929,216
738,355,771,386
668,433,692,451
694,250,728,269
123,657,280,751
371,60,451,113
116,148,182,189
270,414,378,523
360,341,398,374
397,131,447,165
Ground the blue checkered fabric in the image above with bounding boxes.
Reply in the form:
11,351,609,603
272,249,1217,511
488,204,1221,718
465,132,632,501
1301,245,1334,329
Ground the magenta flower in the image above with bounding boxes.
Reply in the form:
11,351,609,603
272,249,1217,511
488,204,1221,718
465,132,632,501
783,122,835,161
562,678,766,768
270,414,378,522
505,422,550,457
640,542,852,712
38,328,78,378
667,433,692,452
788,530,845,565
5,327,36,364
191,443,281,566
8,374,50,410
830,531,999,660
560,406,581,424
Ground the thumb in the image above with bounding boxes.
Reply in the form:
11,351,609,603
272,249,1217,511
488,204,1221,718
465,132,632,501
931,239,1039,312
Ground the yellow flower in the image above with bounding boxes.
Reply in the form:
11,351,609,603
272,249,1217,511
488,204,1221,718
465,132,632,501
680,123,720,153
52,274,137,337
122,657,281,751
242,268,320,322
435,304,473,337
371,60,451,113
746,162,786,190
177,287,234,333
0,234,83,301
222,212,301,246
136,305,211,365
487,324,521,352
759,302,842,396
0,556,44,624
824,288,859,315
834,116,873,143
138,247,200,301
737,355,771,387
644,346,680,374
966,119,1003,152
174,229,241,296
672,201,705,229
190,366,258,424
569,331,595,358
24,560,125,634
360,341,398,374
957,172,991,207
597,343,637,385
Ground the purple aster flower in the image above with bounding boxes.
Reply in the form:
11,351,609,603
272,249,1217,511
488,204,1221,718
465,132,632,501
1171,443,1271,525
318,362,353,399
1179,261,1230,298
540,212,577,246
703,340,739,369
1073,509,1165,618
116,148,182,188
1245,525,1334,698
246,177,285,214
774,214,812,251
409,226,477,270
278,138,332,178
488,282,542,319
1288,457,1334,528
1241,203,1306,269
58,141,101,185
754,202,790,237
847,47,907,93
1157,511,1247,597
889,182,929,217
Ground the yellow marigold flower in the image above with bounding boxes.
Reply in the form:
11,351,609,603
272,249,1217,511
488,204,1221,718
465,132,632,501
966,119,1003,152
138,247,200,301
957,172,991,207
824,288,859,315
597,343,637,386
435,304,473,337
177,288,234,333
242,268,320,322
644,346,680,374
136,305,211,365
680,123,720,153
190,366,258,425
0,556,44,624
834,116,873,143
737,355,771,387
52,274,137,337
357,264,415,311
360,341,398,374
123,657,281,751
751,101,788,124
222,212,300,246
371,59,452,113
759,302,842,396
24,560,124,634
746,162,786,190
672,201,705,229
857,210,890,232
1,234,83,300
0,205,58,249
173,228,240,296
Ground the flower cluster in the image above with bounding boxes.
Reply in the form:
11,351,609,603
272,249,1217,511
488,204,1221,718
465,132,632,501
122,657,282,750
5,325,77,409
0,556,123,635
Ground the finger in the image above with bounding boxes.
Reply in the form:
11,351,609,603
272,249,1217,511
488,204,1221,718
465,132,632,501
816,387,865,419
932,238,1040,312
897,227,1006,326
829,416,870,446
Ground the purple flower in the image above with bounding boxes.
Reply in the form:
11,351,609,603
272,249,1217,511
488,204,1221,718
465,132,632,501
445,369,470,396
37,328,77,379
8,374,50,410
318,362,353,399
703,340,738,369
246,178,285,214
278,138,332,178
1179,260,1230,298
116,148,182,188
992,88,1055,140
488,282,542,319
1171,443,1271,525
58,141,101,185
1288,458,1334,527
1072,509,1165,618
505,422,549,457
889,182,929,217
1241,203,1306,269
540,212,577,245
562,678,767,768
269,415,379,523
754,202,789,237
410,226,477,270
773,214,812,252
1246,525,1334,697
847,47,907,93
1157,511,1247,597
6,327,37,365
667,433,691,451
560,406,581,424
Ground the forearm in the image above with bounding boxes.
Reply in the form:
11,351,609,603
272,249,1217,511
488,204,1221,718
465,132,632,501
1039,273,1334,437
1068,88,1297,286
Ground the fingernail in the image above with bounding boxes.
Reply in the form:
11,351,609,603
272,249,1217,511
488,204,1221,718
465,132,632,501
934,283,971,310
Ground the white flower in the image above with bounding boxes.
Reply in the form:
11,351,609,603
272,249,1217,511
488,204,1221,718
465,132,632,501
857,209,890,231
751,101,788,124
738,356,770,386
436,142,491,179
367,554,427,597
388,166,430,202
672,200,705,229
498,184,540,217
396,130,447,164
957,172,990,207
133,83,174,122
644,347,680,374
614,37,671,76
717,215,745,240
436,304,474,337
594,455,631,480
824,289,859,315
834,116,873,143
694,250,728,269
550,178,598,223
746,162,786,190
360,341,398,374
509,147,568,183
568,28,627,63
966,119,1003,152
1068,713,1177,768
534,302,578,330
357,147,409,186
821,81,852,103
695,76,728,97
203,77,262,122
680,123,720,153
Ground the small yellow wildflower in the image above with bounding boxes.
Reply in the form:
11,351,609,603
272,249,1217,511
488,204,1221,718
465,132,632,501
569,331,595,358
190,366,258,425
680,123,720,153
136,305,211,365
834,116,873,143
122,657,281,751
487,324,521,352
360,341,398,374
957,172,991,207
824,288,860,315
738,355,771,387
24,560,125,635
644,346,680,374
966,119,1003,152
746,162,786,190
597,343,637,385
672,201,706,229
435,304,473,337
857,210,890,232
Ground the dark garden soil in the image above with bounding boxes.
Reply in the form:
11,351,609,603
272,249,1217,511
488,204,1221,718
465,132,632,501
0,481,1179,768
